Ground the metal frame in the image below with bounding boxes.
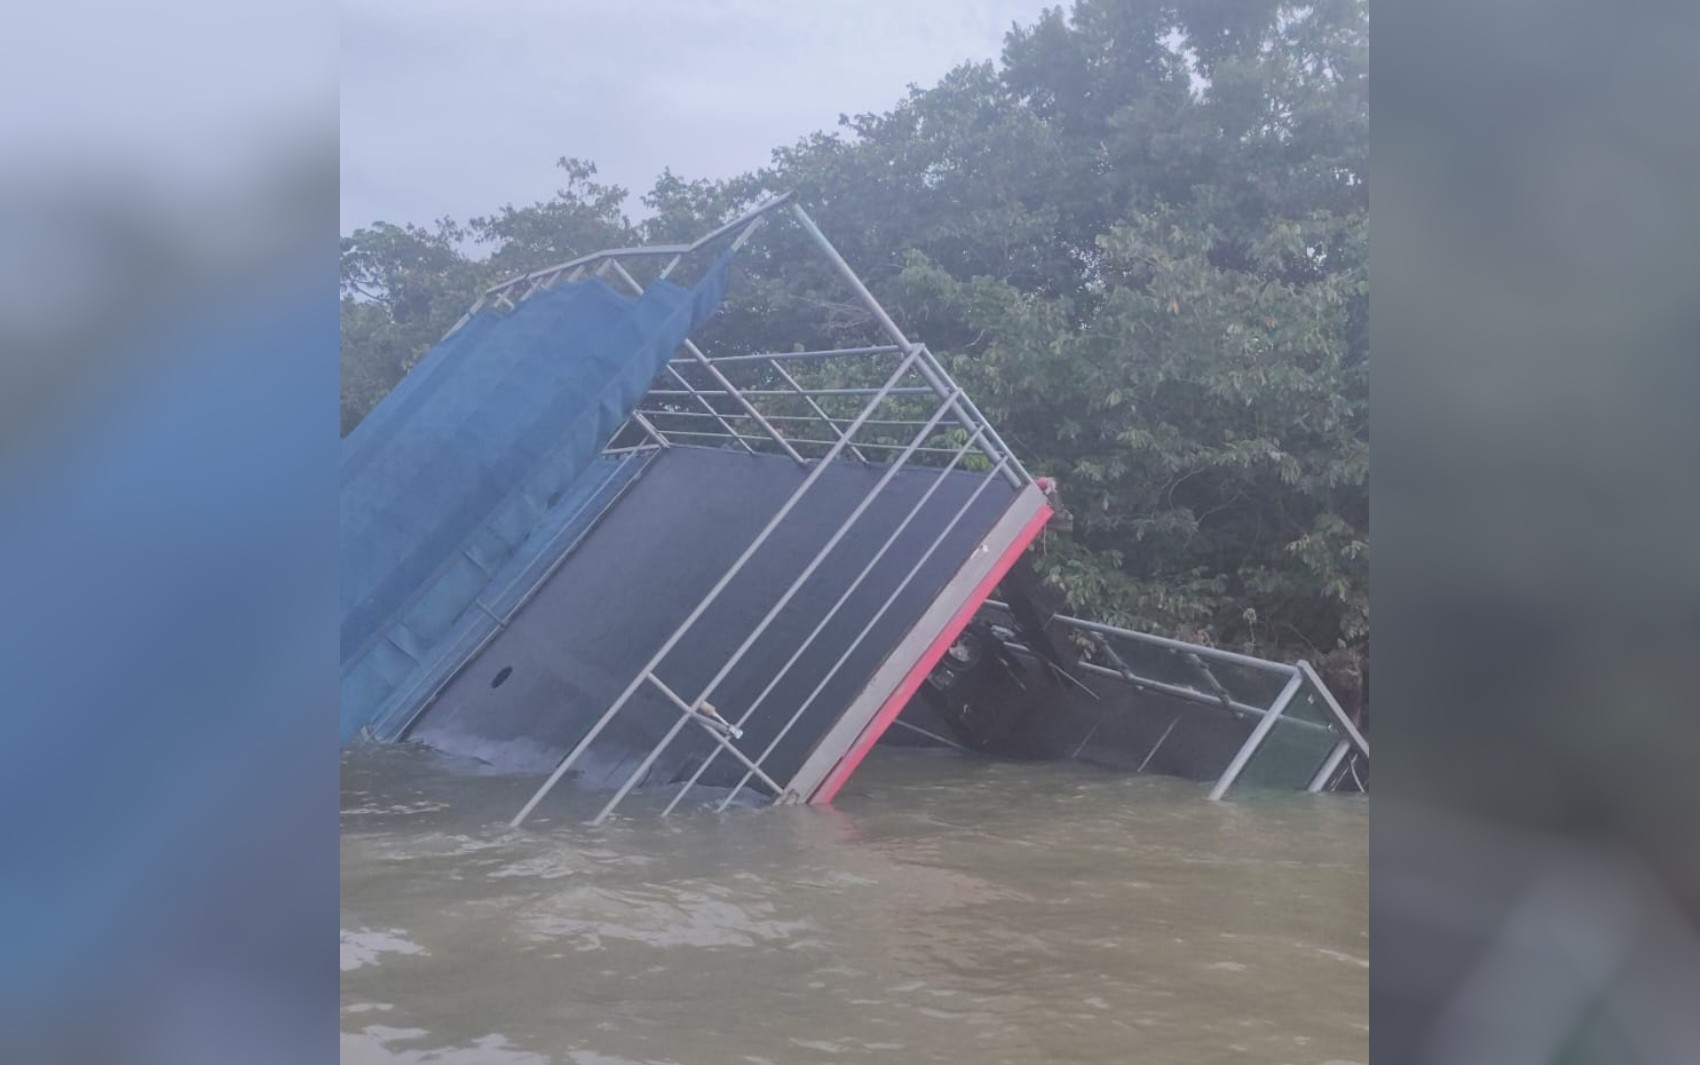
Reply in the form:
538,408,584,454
475,198,1034,826
1206,668,1307,800
1194,658,1368,799
979,600,1369,799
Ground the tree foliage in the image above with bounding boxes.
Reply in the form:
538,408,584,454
340,0,1369,661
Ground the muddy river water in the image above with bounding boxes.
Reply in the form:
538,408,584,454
342,743,1367,1064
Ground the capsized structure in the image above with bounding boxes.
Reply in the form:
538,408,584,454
341,195,1050,825
340,194,1366,824
890,556,1370,799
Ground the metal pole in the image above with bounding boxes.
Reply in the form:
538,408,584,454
767,359,872,463
996,646,1326,730
484,245,689,299
605,260,805,463
587,391,964,824
604,241,752,452
785,204,1003,477
984,603,1299,677
657,209,769,282
643,431,965,456
661,426,991,815
683,191,798,254
891,347,1007,481
509,347,926,828
1308,739,1351,793
887,717,970,753
636,410,938,431
478,193,791,303
1136,712,1184,773
519,261,586,303
1207,667,1305,801
713,458,1011,811
438,295,487,342
1297,660,1370,758
659,364,758,453
625,408,670,451
923,357,1025,475
634,428,772,449
912,346,1021,487
786,204,914,346
644,387,936,398
680,345,903,366
644,675,787,797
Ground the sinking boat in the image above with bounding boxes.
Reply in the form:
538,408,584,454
340,196,1366,823
889,557,1368,797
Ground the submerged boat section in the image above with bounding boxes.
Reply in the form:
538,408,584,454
893,556,1369,798
341,196,1049,823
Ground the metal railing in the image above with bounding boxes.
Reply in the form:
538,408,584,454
977,601,1369,799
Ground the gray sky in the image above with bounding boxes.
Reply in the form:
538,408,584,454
341,0,1057,234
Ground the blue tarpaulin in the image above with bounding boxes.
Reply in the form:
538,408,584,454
340,252,737,742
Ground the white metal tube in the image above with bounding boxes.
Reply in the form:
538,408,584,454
984,601,1300,676
625,409,670,450
1297,660,1370,758
605,259,805,463
645,386,936,398
510,347,925,827
635,409,939,431
714,458,1011,811
681,345,903,365
645,675,786,796
1207,668,1306,801
915,347,1025,487
483,245,690,298
1136,712,1184,772
785,205,998,468
1308,739,1351,792
767,359,872,463
888,717,970,753
683,191,797,253
996,644,1327,730
658,364,758,453
589,391,965,823
662,426,992,814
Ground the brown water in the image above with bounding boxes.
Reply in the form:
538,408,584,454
341,744,1367,1065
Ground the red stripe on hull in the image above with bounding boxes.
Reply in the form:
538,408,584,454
809,504,1053,803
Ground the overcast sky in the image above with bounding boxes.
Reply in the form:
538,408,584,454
341,0,1057,234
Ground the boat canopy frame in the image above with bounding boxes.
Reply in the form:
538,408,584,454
444,196,1037,826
